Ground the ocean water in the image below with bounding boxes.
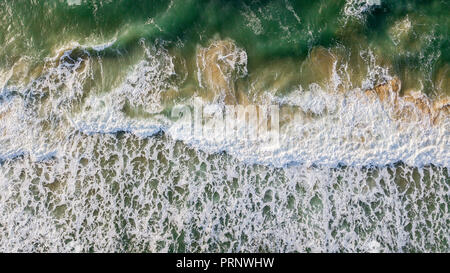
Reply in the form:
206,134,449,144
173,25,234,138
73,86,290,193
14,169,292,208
0,0,449,252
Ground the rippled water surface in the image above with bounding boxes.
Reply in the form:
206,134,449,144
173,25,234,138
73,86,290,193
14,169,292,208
0,0,448,252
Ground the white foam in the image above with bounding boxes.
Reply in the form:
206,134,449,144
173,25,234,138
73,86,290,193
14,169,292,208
70,93,166,138
1,43,448,169
69,42,176,137
167,85,449,168
343,0,381,21
241,4,264,35
0,95,61,162
1,131,447,252
0,48,448,253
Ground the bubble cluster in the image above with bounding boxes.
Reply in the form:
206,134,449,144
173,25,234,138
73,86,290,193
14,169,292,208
0,133,448,252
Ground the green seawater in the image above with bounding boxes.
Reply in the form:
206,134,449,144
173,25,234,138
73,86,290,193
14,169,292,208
1,0,449,94
0,0,448,252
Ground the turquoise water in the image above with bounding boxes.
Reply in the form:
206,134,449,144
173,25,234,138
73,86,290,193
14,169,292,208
0,0,448,252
